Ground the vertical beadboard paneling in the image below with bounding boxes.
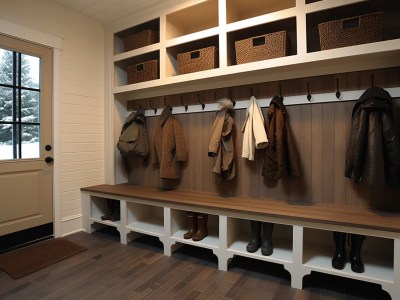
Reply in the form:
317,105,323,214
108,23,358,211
333,102,347,205
322,103,335,204
311,104,323,203
129,91,399,210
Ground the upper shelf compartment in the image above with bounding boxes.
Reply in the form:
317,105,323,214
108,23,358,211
306,0,400,53
114,19,160,55
166,0,219,40
226,0,295,24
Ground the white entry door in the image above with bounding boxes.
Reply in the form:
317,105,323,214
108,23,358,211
0,34,53,239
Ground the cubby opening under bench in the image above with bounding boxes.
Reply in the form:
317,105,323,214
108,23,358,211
81,184,400,298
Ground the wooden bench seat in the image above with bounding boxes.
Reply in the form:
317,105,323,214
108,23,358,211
81,183,400,233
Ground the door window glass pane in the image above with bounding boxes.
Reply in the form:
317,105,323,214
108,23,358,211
22,125,39,159
21,90,39,123
0,49,14,86
21,54,40,89
0,47,40,160
0,124,14,160
0,86,14,122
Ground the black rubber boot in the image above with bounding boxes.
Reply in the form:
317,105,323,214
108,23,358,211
109,200,120,222
246,221,261,253
101,199,115,220
183,212,198,239
350,234,365,273
332,232,346,270
192,213,208,241
261,222,274,256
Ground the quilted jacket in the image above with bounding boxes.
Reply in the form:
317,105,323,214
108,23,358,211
345,87,400,186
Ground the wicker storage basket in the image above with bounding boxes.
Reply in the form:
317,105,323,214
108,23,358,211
318,12,384,50
235,31,288,65
177,46,218,75
127,60,158,84
123,29,158,52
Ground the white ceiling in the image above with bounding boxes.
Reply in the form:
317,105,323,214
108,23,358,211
50,0,187,25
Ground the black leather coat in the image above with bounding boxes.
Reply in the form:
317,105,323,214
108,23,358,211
345,87,400,186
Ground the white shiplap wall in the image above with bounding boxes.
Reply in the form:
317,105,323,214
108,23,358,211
0,0,105,235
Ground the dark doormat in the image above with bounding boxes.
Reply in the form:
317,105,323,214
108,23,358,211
0,238,86,279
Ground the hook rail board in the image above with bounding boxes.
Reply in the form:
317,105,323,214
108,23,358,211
130,87,400,117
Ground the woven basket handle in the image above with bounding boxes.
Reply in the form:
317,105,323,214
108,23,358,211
136,63,144,71
252,36,266,46
190,50,200,59
342,17,360,30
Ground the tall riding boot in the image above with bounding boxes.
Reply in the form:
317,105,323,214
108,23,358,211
332,232,346,270
350,234,365,273
246,221,262,253
192,213,208,241
183,212,198,239
261,222,274,256
109,200,120,222
101,199,115,220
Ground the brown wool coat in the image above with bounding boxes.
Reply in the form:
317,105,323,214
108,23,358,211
154,108,188,179
262,96,301,180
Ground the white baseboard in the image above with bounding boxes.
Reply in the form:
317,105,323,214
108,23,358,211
59,214,83,237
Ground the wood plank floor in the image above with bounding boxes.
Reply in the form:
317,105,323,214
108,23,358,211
0,229,391,300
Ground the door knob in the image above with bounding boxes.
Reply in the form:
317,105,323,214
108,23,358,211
45,157,54,163
45,145,52,151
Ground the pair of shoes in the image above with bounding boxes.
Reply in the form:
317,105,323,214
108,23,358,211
183,212,208,241
332,232,365,273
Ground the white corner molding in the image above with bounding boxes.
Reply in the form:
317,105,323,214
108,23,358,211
0,16,63,49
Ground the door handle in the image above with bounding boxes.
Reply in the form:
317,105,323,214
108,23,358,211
45,157,54,163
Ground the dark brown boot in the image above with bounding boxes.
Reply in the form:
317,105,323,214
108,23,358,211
246,221,261,253
183,212,198,239
192,213,208,241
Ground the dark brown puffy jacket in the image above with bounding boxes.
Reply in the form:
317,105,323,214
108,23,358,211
345,87,400,186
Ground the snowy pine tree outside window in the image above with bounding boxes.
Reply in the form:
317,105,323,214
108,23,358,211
0,48,40,160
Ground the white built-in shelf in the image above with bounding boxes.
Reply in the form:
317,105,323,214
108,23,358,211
227,239,293,264
91,215,122,228
127,219,164,237
81,186,400,299
171,229,220,249
111,0,400,101
303,244,394,284
166,0,219,40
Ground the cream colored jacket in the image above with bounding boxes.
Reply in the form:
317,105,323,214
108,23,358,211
241,96,268,161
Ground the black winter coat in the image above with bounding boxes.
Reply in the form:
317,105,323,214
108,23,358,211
345,87,400,186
